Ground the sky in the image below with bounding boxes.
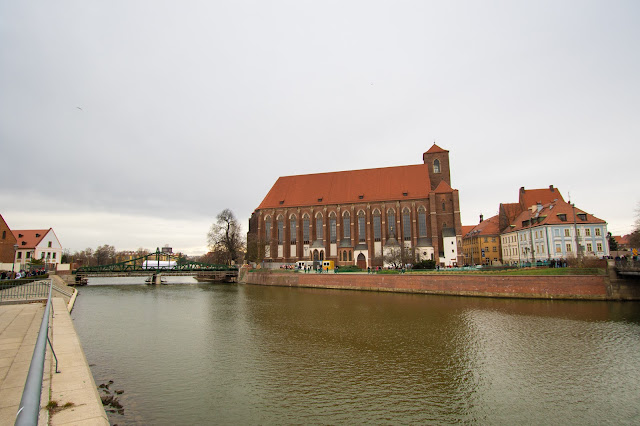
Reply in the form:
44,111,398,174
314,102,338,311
1,0,638,256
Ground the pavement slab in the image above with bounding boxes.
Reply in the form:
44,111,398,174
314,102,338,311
0,290,108,426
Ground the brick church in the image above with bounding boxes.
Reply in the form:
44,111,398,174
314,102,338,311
248,144,464,268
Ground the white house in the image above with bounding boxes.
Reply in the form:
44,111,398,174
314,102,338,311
12,228,63,269
501,200,608,265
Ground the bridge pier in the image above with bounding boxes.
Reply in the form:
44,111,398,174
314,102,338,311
155,273,163,285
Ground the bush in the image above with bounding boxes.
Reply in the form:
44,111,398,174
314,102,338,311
335,265,362,272
412,260,436,270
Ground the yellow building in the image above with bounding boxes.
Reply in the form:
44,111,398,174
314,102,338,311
462,215,502,266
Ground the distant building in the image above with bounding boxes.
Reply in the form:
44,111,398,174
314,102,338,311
613,235,631,251
462,215,502,266
498,188,608,264
0,214,18,263
248,144,464,268
12,228,63,269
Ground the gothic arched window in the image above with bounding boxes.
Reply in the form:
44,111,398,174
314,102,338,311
343,211,351,239
289,214,297,244
277,215,284,244
433,159,441,173
403,208,411,241
387,209,396,237
358,211,366,243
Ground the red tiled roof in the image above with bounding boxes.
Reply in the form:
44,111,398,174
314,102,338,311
433,180,453,193
12,229,50,249
424,143,448,154
506,200,605,232
519,186,564,210
258,164,436,209
461,225,475,236
615,235,630,245
465,215,500,237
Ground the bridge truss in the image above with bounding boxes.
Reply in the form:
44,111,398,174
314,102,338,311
76,248,238,273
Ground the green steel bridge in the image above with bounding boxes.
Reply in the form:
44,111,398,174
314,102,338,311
75,249,238,283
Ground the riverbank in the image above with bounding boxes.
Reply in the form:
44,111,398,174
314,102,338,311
0,276,108,425
240,266,640,300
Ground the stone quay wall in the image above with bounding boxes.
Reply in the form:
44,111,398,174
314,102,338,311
242,270,624,300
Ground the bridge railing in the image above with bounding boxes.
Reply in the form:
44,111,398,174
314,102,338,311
615,259,640,270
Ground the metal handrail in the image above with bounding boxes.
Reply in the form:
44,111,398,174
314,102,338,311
0,280,50,303
15,279,53,426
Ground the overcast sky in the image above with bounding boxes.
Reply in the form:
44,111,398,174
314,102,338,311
1,0,638,256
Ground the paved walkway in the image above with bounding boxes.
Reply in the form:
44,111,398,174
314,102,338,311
0,278,108,425
0,302,49,425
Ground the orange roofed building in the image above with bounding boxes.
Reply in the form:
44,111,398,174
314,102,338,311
12,228,63,269
248,144,464,268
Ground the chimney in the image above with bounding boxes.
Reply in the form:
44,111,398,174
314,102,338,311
549,185,554,192
479,214,484,223
520,186,525,194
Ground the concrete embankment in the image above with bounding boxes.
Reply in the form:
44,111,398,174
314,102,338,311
241,269,640,300
0,276,108,425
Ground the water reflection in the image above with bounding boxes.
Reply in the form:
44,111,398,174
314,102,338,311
71,283,640,425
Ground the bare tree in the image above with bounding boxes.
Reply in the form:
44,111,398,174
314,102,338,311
207,209,246,265
629,201,640,249
94,245,116,265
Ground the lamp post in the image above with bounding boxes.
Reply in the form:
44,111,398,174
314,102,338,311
12,244,18,277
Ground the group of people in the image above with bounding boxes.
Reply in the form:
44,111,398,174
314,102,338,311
0,268,46,280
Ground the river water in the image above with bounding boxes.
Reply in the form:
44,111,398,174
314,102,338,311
71,278,640,425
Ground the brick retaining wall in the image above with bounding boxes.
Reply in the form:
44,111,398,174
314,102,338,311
244,271,613,300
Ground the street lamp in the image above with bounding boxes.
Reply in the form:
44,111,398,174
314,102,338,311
12,244,18,277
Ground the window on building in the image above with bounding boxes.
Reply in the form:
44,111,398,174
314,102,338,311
53,253,56,259
595,228,601,236
433,159,440,173
558,214,567,221
265,218,271,242
316,214,323,241
48,241,52,248
578,213,587,221
387,209,396,236
585,228,591,236
343,212,351,239
554,229,560,237
587,243,593,252
303,215,310,244
329,214,336,243
2,231,5,239
418,207,427,237
566,243,572,252
403,210,411,241
17,252,22,259
597,242,603,252
358,211,366,243
26,252,31,259
277,216,284,244
564,229,570,237
556,244,561,253
442,202,446,212
576,229,581,236
373,210,381,242
289,217,297,244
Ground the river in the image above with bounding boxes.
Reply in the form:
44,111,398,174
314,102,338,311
71,278,640,425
